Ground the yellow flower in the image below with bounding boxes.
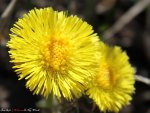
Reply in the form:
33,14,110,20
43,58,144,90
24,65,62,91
7,8,100,100
86,42,135,112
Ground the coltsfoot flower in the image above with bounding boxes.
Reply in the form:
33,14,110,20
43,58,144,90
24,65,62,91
86,42,135,112
7,7,100,100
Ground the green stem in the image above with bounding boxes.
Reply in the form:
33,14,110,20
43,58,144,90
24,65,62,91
75,99,80,113
46,93,54,108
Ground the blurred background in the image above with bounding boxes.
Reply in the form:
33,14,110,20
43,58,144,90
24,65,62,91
0,0,150,113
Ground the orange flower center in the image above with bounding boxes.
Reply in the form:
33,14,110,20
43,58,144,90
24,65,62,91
41,38,70,72
95,63,116,90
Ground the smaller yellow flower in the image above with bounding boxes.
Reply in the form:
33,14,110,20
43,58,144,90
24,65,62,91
86,42,135,113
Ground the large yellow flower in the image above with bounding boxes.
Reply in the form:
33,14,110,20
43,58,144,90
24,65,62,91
7,8,100,100
86,42,135,112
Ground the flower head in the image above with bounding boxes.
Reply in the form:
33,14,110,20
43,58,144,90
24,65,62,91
7,8,100,100
86,42,135,112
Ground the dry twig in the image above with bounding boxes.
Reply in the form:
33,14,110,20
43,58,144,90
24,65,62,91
0,0,17,31
135,75,150,86
103,0,150,40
